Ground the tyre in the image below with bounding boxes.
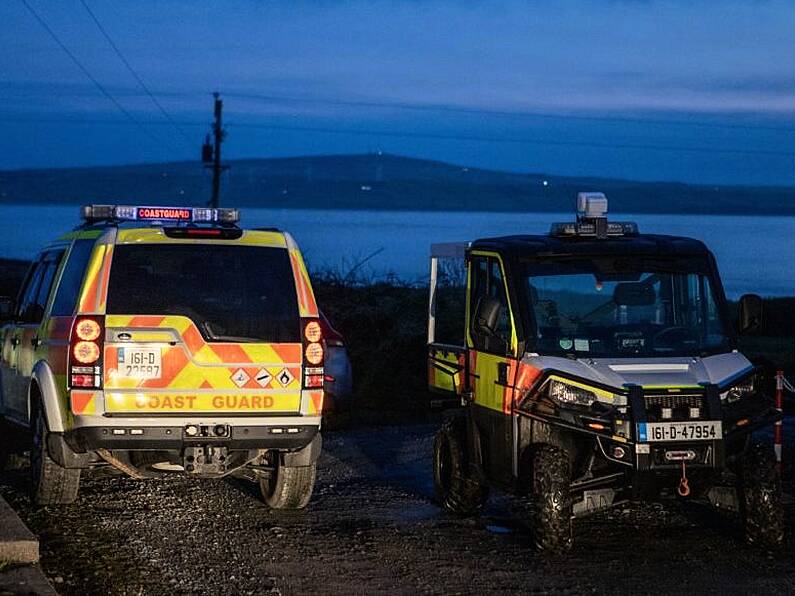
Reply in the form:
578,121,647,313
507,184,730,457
433,417,489,515
259,459,316,510
739,443,784,549
30,401,80,505
532,445,573,553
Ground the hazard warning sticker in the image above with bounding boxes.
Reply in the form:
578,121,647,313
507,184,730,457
254,368,273,388
276,368,295,387
230,368,250,388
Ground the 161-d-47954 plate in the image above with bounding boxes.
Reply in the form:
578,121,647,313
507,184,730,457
637,421,722,442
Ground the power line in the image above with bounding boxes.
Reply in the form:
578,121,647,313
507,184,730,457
6,80,795,136
225,122,795,159
3,114,795,158
0,115,206,127
18,0,174,153
224,91,795,135
77,0,194,147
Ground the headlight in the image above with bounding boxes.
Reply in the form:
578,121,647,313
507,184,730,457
547,379,597,407
722,377,755,403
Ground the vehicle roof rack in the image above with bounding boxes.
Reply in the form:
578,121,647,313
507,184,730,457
550,192,638,240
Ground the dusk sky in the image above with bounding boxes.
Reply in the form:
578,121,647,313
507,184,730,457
3,0,795,185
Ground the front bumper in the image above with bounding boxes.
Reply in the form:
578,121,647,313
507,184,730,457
533,382,782,474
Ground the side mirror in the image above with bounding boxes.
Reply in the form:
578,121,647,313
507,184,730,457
0,296,14,322
738,293,763,335
474,297,501,337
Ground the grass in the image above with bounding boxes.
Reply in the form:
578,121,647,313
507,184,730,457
312,272,431,422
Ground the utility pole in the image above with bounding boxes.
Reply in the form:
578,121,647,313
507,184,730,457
202,92,228,207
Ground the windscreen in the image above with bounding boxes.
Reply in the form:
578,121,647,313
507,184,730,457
523,257,730,357
107,244,300,343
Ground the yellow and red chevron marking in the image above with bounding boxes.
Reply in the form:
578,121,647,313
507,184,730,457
97,244,114,312
78,243,108,313
302,390,324,415
104,315,302,391
289,249,318,317
71,390,98,415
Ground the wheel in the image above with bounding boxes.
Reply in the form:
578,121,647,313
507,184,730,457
739,443,784,549
433,417,489,515
30,401,80,505
259,458,316,510
532,445,573,553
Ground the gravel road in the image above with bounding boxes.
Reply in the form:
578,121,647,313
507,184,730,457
2,423,795,595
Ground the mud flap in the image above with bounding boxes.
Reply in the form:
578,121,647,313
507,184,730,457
282,432,322,467
47,433,93,469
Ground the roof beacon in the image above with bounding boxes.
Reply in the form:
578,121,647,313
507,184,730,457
550,192,638,240
81,204,240,225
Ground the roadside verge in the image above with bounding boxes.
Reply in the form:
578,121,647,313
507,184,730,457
0,494,56,595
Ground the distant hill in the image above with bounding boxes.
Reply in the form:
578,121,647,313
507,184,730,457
1,153,794,214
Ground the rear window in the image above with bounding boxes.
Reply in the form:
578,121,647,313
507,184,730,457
106,244,300,343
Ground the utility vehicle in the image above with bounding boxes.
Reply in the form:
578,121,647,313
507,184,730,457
427,193,783,551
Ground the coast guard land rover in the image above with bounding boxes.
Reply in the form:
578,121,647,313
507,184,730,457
0,205,324,508
427,193,783,551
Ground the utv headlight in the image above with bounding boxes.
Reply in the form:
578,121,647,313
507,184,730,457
722,377,755,403
547,379,598,407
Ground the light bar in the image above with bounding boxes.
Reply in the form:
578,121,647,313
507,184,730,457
550,191,639,239
550,221,638,238
81,204,240,224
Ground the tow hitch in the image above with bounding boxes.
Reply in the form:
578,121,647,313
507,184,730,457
184,446,229,475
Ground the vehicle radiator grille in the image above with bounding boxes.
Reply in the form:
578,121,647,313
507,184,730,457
645,394,706,422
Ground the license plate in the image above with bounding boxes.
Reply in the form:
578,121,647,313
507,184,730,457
117,347,162,379
638,421,721,442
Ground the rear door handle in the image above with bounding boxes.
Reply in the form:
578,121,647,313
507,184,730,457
497,362,509,385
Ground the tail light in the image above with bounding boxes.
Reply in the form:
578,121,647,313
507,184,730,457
302,319,324,389
69,316,104,389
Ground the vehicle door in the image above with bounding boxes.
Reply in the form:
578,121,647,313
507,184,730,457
2,256,46,420
427,243,468,408
101,240,309,418
467,252,518,484
14,249,66,423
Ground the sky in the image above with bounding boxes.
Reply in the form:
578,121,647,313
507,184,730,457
2,0,795,185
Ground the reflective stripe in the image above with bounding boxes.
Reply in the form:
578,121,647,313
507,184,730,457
78,244,106,313
302,390,324,415
105,391,301,413
71,390,98,415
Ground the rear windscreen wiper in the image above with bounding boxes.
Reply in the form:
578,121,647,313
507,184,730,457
206,335,262,343
200,321,261,343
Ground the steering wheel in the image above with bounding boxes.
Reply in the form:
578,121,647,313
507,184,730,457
651,326,697,350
